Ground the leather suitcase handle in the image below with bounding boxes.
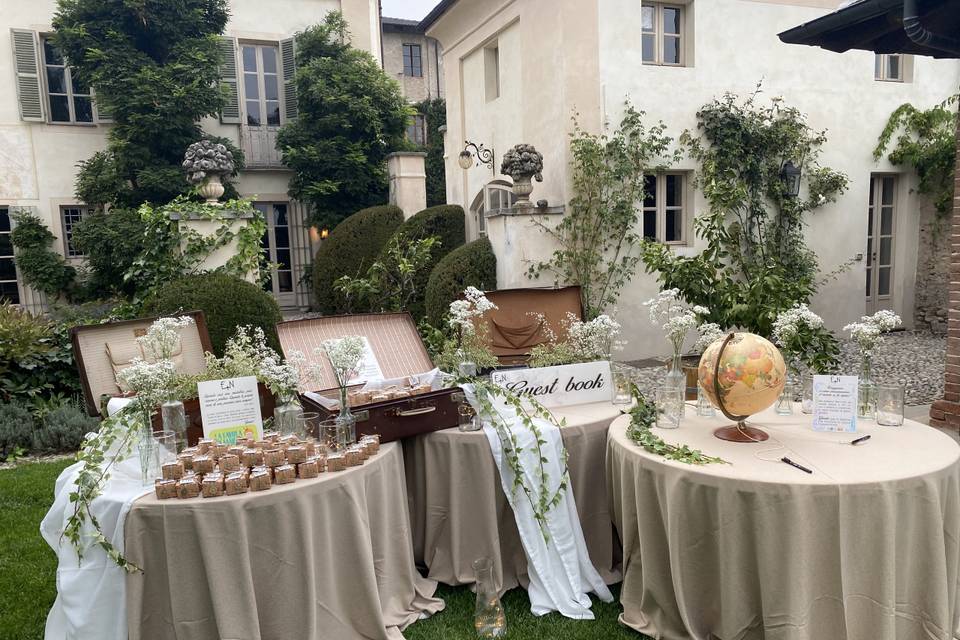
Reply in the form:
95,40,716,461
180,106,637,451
396,406,437,417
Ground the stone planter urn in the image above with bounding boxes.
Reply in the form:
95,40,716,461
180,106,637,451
500,143,544,208
182,140,236,205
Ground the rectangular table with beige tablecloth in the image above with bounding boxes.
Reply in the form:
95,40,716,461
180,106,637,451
124,442,444,640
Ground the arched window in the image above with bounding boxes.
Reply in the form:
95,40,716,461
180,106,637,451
469,180,516,236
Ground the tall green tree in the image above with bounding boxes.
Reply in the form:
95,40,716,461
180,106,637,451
277,12,410,228
415,98,447,207
52,0,231,208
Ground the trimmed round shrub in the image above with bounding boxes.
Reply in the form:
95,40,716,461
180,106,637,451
0,402,35,461
425,237,497,327
312,205,404,314
144,272,282,356
33,402,98,454
383,204,466,320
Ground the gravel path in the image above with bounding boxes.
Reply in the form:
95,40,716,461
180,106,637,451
625,330,945,406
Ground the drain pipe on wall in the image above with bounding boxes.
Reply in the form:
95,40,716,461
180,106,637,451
902,0,960,56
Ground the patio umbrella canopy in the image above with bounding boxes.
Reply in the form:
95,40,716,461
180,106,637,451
778,0,960,57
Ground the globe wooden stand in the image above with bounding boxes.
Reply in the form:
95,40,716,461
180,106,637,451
711,333,771,443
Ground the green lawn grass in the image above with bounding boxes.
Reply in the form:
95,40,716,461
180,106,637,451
0,459,645,640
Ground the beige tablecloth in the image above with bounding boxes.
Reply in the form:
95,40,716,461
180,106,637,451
124,442,444,640
607,406,960,640
404,401,624,593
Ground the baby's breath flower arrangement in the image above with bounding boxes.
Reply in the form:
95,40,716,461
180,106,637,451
528,312,624,368
644,288,713,390
772,303,840,375
843,310,901,417
436,287,499,372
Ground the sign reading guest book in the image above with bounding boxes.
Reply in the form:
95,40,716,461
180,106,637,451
811,374,858,432
490,361,612,408
198,375,263,444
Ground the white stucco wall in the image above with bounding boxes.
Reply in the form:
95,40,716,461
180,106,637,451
430,0,960,361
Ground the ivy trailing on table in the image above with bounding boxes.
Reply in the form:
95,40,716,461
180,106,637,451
625,386,727,465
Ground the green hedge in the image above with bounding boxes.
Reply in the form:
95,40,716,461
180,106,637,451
385,204,465,320
71,208,147,297
425,236,497,326
144,272,282,356
312,205,404,314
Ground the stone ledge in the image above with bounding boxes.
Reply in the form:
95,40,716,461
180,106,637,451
486,205,565,219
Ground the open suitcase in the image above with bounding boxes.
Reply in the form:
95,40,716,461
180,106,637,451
276,313,463,443
70,310,275,445
480,286,584,365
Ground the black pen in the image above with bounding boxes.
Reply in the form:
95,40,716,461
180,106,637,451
781,457,813,474
850,435,871,446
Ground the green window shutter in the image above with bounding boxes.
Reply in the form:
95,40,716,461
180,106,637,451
10,29,44,122
280,37,297,121
219,36,241,124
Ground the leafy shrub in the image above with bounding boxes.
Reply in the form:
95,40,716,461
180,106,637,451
0,303,73,402
0,402,35,461
425,237,497,326
312,205,404,314
335,236,440,313
33,402,98,454
384,204,465,320
71,209,147,297
144,272,282,356
9,210,76,296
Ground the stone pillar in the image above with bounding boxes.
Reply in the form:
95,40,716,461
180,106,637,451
386,152,428,219
485,205,565,288
930,115,960,429
169,211,256,283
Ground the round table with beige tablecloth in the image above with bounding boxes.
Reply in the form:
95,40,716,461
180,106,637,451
404,401,624,593
607,405,960,640
124,442,444,640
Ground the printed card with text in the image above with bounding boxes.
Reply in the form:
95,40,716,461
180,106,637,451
198,376,263,444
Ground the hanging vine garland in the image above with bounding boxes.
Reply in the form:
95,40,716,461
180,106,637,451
625,386,728,465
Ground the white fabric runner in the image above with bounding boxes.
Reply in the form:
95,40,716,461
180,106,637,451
41,407,157,640
464,385,613,618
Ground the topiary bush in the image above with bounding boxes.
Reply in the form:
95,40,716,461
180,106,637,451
383,204,465,320
312,205,404,314
33,402,98,454
0,402,35,461
425,237,497,326
143,272,282,356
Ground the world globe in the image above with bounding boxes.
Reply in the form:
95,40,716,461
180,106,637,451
698,332,787,442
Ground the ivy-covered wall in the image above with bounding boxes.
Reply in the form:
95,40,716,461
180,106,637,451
915,200,949,333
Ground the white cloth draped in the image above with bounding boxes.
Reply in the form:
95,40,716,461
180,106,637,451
464,384,613,618
41,407,156,640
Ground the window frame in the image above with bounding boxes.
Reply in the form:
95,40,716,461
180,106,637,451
874,53,904,82
406,113,427,146
402,43,423,77
0,207,21,304
239,42,284,129
470,181,515,237
59,205,87,258
641,172,687,245
40,36,95,125
256,201,295,298
641,3,685,67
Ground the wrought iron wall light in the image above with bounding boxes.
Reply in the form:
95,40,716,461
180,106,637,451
458,141,495,170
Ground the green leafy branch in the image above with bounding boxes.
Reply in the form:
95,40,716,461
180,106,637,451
625,385,727,465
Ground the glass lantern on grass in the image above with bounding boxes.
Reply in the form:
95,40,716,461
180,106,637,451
473,557,506,638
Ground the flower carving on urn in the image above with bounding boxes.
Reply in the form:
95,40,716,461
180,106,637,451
182,140,235,203
500,143,544,207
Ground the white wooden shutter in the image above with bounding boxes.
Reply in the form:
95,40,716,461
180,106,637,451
218,36,241,124
280,37,297,121
10,29,44,122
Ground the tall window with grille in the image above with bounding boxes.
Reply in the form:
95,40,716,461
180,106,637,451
406,114,426,146
59,206,87,257
403,43,423,77
242,44,282,127
42,38,93,123
0,208,20,304
642,173,686,243
641,3,685,66
257,202,294,303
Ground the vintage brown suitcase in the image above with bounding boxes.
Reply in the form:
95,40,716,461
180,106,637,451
480,286,584,365
276,313,463,443
70,310,275,445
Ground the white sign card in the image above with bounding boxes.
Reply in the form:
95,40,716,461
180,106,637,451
198,376,263,444
811,374,858,432
490,361,612,409
342,337,384,386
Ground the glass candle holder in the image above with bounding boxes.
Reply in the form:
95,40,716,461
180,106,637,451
274,396,304,437
655,386,684,429
160,400,187,452
296,412,320,440
800,374,814,414
612,364,633,406
320,419,342,454
696,383,716,417
458,402,480,431
774,381,795,416
875,384,905,426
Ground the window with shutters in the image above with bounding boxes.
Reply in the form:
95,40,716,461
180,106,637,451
403,43,422,77
41,38,94,123
405,114,426,146
60,206,87,257
241,43,282,127
0,207,20,304
641,173,688,244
